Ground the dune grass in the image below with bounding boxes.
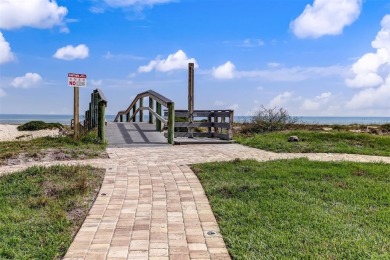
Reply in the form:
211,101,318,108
0,130,106,164
193,159,390,259
235,130,390,156
0,165,105,259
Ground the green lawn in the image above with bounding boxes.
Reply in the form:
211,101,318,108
235,130,390,156
193,159,390,259
0,131,106,164
0,165,105,259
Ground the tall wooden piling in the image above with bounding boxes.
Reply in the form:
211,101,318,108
149,97,154,124
156,102,162,131
167,102,175,144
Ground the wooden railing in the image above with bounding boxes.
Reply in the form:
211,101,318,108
165,110,234,140
114,90,175,144
83,88,107,142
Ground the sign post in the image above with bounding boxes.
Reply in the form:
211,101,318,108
68,73,87,140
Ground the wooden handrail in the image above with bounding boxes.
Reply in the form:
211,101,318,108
114,90,173,122
83,88,107,142
114,89,175,144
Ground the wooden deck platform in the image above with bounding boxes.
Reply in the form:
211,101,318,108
106,122,168,147
106,122,235,147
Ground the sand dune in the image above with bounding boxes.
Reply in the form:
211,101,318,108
0,124,61,142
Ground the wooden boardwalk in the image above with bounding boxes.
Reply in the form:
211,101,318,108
106,122,168,147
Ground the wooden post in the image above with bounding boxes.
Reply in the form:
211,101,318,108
73,87,79,140
94,91,99,127
98,101,106,142
139,98,144,122
132,105,136,122
207,116,212,136
149,97,154,124
214,115,218,136
126,111,130,122
156,102,162,131
228,110,234,140
90,93,94,128
89,102,92,129
167,102,175,144
188,63,194,136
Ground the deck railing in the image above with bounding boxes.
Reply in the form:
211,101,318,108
165,110,234,140
83,88,107,142
114,90,175,144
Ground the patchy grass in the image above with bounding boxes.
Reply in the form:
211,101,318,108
0,130,107,165
0,165,105,259
17,121,64,131
235,130,390,156
192,159,390,259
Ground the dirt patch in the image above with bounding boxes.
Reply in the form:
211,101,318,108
2,148,109,166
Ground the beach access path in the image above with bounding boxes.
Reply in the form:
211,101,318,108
1,144,390,260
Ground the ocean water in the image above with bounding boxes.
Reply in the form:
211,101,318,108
0,114,389,125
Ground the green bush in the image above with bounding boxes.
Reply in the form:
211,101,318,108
17,121,63,131
242,106,297,134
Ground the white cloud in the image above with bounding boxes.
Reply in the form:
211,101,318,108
138,50,197,73
91,79,103,86
0,0,68,30
236,65,347,82
11,73,42,89
346,76,390,109
0,88,6,97
104,0,174,8
228,104,239,110
267,62,281,68
224,39,265,48
104,51,145,60
269,92,293,107
301,92,332,110
212,61,236,79
53,44,89,61
0,32,14,64
291,0,362,38
345,15,390,110
346,15,390,88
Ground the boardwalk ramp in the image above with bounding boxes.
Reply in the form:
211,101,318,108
106,122,167,147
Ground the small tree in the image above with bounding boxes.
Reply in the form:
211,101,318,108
243,106,297,133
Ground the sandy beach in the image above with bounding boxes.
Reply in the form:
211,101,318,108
0,124,61,142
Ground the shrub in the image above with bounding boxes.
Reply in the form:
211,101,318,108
17,121,64,131
242,106,297,134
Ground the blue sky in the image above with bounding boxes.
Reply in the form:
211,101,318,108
0,0,389,116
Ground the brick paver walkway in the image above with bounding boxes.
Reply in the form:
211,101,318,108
1,144,390,259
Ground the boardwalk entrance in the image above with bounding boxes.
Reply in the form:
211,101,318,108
106,122,167,147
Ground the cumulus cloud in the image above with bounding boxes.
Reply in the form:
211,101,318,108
104,0,174,8
301,92,332,110
53,44,89,60
269,92,293,108
11,73,42,88
345,15,390,110
291,0,362,38
212,61,236,79
0,32,14,64
346,15,390,88
138,50,197,73
346,76,390,109
0,0,68,30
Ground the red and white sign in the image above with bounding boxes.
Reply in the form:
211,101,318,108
68,73,87,88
